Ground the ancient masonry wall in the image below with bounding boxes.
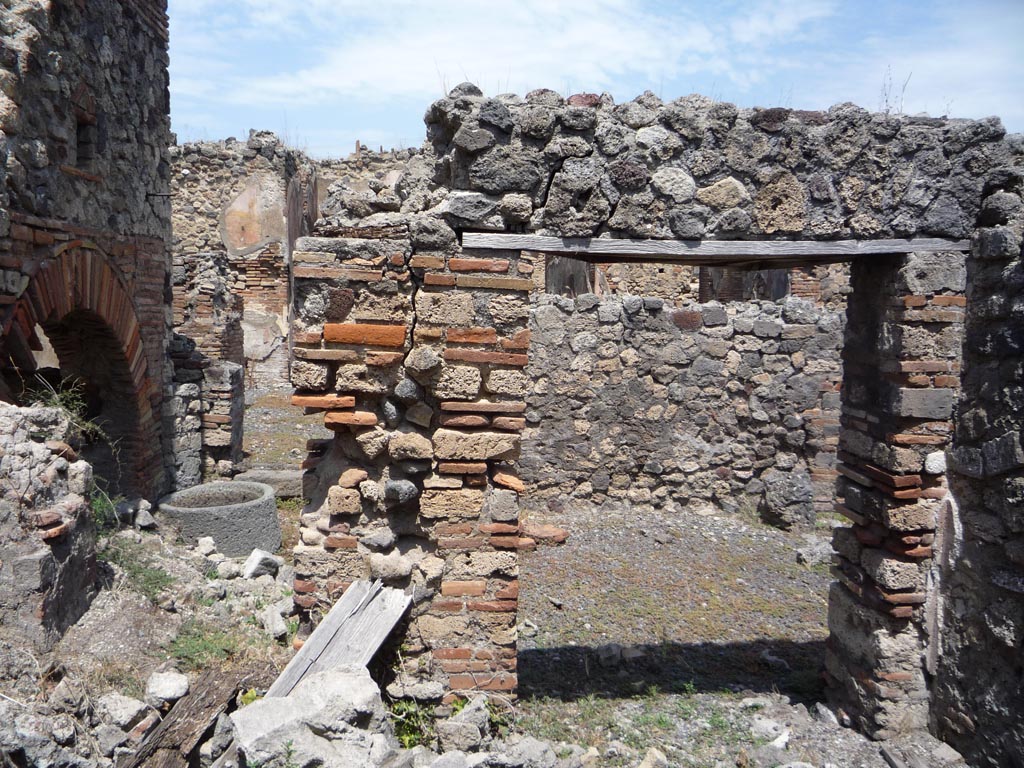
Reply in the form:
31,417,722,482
826,250,966,738
522,294,843,526
290,82,1016,737
0,0,172,497
933,170,1024,765
0,0,170,651
170,132,317,389
0,404,96,651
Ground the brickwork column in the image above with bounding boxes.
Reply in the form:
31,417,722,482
827,251,965,737
289,218,562,702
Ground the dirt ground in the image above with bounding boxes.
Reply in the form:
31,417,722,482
0,388,964,768
241,387,961,767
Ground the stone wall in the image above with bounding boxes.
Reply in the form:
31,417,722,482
170,131,317,390
933,169,1024,766
0,403,97,651
289,83,1018,743
0,0,172,499
522,294,843,526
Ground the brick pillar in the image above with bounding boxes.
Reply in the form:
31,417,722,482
827,251,965,738
289,220,559,702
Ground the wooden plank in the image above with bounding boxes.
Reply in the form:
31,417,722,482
210,581,410,768
265,579,410,698
124,667,252,768
461,233,970,265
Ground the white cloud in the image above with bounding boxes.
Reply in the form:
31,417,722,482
218,0,721,107
798,3,1024,128
167,0,1024,155
730,0,836,46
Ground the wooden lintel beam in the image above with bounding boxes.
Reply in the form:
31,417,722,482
461,233,970,263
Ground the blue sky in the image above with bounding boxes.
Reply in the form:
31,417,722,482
168,0,1024,159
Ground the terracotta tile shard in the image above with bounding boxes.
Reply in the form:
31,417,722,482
499,329,531,350
438,536,488,550
438,462,489,475
440,401,526,414
433,648,473,660
496,581,520,599
887,487,923,500
434,523,474,536
449,258,510,273
492,471,525,492
41,522,71,540
441,580,487,596
454,275,533,291
467,600,518,612
323,323,407,347
447,327,498,344
323,534,358,549
292,331,323,345
885,542,933,559
490,536,536,550
876,588,927,605
902,295,927,307
520,523,569,544
480,523,519,534
889,433,948,446
293,266,385,281
443,348,529,366
440,414,491,428
491,417,526,431
293,594,317,609
448,672,517,692
857,463,922,489
434,600,466,612
931,295,966,307
424,274,457,287
45,440,78,461
325,411,378,428
293,348,362,362
291,394,356,409
293,579,318,594
365,351,405,367
410,255,445,269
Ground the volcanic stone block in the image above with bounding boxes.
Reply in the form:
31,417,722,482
896,388,955,420
861,549,923,591
388,431,434,461
433,429,521,461
327,486,362,516
419,489,485,520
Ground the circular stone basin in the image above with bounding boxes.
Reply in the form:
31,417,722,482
158,481,281,557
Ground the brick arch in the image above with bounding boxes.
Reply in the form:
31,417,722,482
2,241,160,496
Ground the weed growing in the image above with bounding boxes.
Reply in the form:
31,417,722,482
387,698,436,749
98,538,174,603
169,619,239,670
